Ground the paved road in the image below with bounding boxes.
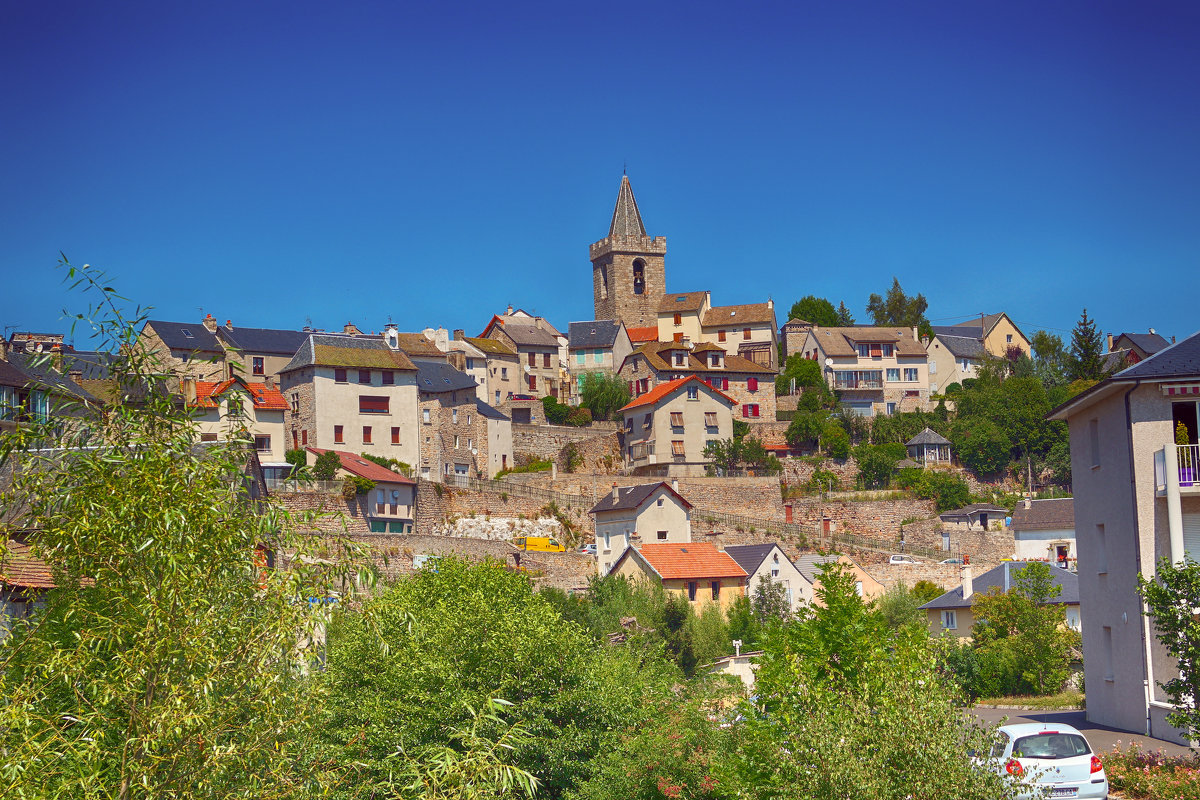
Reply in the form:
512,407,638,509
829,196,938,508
969,706,1195,757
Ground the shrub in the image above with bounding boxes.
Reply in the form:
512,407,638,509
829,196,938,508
542,395,570,425
312,449,341,480
820,422,850,459
578,373,630,420
951,417,1011,476
565,407,592,427
805,467,841,493
284,448,307,477
359,452,414,477
853,444,901,489
786,410,827,447
907,471,970,511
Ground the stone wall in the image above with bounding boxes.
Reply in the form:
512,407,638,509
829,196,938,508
780,455,861,488
430,514,565,541
900,517,1015,565
274,489,373,534
783,495,938,540
872,562,964,591
513,423,620,465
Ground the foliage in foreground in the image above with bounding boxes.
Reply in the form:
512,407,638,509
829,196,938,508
1103,743,1200,800
1139,557,1200,740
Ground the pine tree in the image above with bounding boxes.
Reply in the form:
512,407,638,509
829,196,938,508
1069,308,1105,381
836,301,855,326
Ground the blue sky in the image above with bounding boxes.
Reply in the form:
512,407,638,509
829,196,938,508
3,1,1198,348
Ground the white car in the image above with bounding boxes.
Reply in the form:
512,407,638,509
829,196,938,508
987,722,1109,799
889,554,918,565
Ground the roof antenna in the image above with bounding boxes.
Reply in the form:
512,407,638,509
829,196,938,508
623,160,627,176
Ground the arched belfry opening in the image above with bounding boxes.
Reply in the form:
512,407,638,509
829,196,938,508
632,259,645,295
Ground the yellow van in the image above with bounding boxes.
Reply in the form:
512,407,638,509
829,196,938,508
512,536,565,553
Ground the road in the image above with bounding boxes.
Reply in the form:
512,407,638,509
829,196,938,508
969,706,1195,757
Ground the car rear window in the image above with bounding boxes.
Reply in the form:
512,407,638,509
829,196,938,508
1012,733,1090,759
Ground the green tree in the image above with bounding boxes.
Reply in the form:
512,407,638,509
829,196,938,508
865,277,932,337
835,301,855,326
775,353,824,395
1138,558,1200,739
1068,308,1106,381
951,417,1012,475
875,581,925,630
785,410,828,448
0,260,347,797
820,421,850,459
787,295,839,327
912,580,945,605
578,373,631,421
751,574,791,622
286,446,308,476
853,443,901,489
703,438,742,473
313,448,342,479
1031,330,1070,387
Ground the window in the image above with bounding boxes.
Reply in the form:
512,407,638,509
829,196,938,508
360,396,389,413
625,417,634,431
362,426,372,444
301,430,307,445
704,412,718,428
1006,334,1013,343
720,378,729,390
382,371,394,385
358,369,371,384
1095,523,1107,573
543,353,551,368
886,402,896,415
389,426,400,445
334,425,344,443
252,357,264,376
576,352,585,365
452,408,458,423
467,438,473,450
718,329,726,342
959,358,971,371
929,360,937,374
856,343,871,358
671,440,685,456
495,389,501,404
742,404,760,418
711,581,721,599
1089,418,1100,467
743,328,751,340
501,367,508,379
528,375,537,391
527,352,536,366
940,610,957,630
687,385,698,400
882,343,894,357
180,352,189,363
643,413,652,429
200,432,218,442
669,411,684,427
687,581,697,601
603,532,611,551
290,393,300,413
181,329,194,338
674,352,685,366
454,435,460,448
747,377,758,392
711,353,721,367
1102,626,1114,680
422,408,431,424
904,368,918,382
657,531,668,540
335,368,347,383
886,368,900,382
593,348,603,363
674,312,682,325
253,434,270,452
633,259,645,295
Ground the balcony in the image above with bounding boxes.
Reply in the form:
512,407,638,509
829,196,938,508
1154,444,1200,497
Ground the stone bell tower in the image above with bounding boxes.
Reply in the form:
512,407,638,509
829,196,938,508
590,176,666,329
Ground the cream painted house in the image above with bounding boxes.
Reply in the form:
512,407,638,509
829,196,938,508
725,543,812,612
656,291,778,369
793,554,886,603
567,320,633,403
925,332,986,394
187,376,290,479
800,326,930,417
1048,331,1200,744
620,376,735,476
589,481,694,574
1010,498,1076,565
918,561,1081,639
304,447,417,534
607,542,747,612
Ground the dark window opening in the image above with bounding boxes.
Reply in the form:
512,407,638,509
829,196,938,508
632,259,645,295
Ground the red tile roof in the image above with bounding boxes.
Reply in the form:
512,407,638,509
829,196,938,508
620,376,735,412
192,378,289,410
305,447,416,484
637,543,747,580
1,540,56,589
627,326,659,344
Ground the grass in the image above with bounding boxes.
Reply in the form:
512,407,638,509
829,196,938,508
1103,742,1200,799
974,689,1084,709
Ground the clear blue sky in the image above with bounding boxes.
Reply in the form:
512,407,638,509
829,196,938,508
3,1,1198,348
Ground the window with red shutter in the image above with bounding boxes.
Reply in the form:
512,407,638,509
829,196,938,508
362,426,372,444
722,378,729,390
743,328,751,340
718,329,726,342
359,396,390,414
334,425,344,443
543,352,551,368
301,430,307,445
741,405,749,418
528,375,537,391
391,427,400,444
527,352,536,366
674,312,682,325
748,378,758,392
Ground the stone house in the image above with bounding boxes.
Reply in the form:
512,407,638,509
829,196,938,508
1047,330,1200,743
617,340,776,422
479,313,567,400
607,542,747,611
0,340,99,436
415,359,511,481
800,325,930,417
186,376,290,480
278,333,421,469
588,481,693,574
136,314,310,384
303,447,417,534
918,561,1081,639
1102,330,1172,373
619,376,735,477
793,554,886,603
726,543,812,612
657,291,778,370
780,318,815,361
567,320,633,402
1010,497,1076,565
938,503,1009,531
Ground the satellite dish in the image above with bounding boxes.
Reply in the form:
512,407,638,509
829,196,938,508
824,357,833,367
391,490,400,499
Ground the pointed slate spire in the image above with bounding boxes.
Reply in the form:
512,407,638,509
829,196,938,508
608,175,647,238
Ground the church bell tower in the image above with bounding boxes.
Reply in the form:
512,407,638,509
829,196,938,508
590,176,666,328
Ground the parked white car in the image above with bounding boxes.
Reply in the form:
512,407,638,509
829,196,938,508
985,722,1108,799
889,554,918,565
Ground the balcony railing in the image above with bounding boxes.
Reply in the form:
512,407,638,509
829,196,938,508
1180,444,1200,488
1155,444,1200,494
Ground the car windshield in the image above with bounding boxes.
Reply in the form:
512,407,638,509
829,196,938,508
1012,733,1090,760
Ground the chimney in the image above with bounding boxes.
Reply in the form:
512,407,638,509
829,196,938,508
180,377,197,405
69,368,83,382
265,374,277,390
612,482,619,502
1149,327,1156,335
1024,494,1032,510
202,313,217,333
921,335,930,348
506,305,513,315
1003,562,1011,592
961,564,974,601
343,322,363,336
671,477,679,493
454,329,465,341
1106,333,1113,352
912,326,919,342
0,337,7,361
50,343,63,372
226,319,233,330
384,324,399,350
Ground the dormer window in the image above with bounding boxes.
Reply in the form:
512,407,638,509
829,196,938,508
181,329,194,339
674,352,685,367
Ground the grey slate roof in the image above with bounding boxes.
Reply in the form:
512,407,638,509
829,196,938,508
499,323,560,348
144,320,221,352
938,503,1009,522
5,353,98,401
474,398,509,421
569,320,621,350
219,326,308,356
935,334,986,359
1120,331,1170,355
589,482,691,514
906,427,951,446
608,175,647,238
724,543,779,576
791,553,844,582
415,361,477,394
919,561,1079,611
1114,329,1200,381
63,351,120,380
1010,498,1075,532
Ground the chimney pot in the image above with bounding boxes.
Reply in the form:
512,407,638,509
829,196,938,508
1024,495,1032,510
671,478,679,493
1106,333,1113,352
612,482,619,502
506,305,513,315
454,329,465,341
226,320,232,329
202,314,217,333
962,564,974,600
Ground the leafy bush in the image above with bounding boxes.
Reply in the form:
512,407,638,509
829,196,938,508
786,410,827,447
907,471,971,511
1103,743,1200,800
578,372,630,420
312,449,341,480
775,354,824,395
853,444,902,489
805,466,841,493
951,417,1012,475
820,421,850,459
566,407,593,427
342,475,376,498
542,395,570,425
359,452,414,477
495,458,553,479
284,447,307,477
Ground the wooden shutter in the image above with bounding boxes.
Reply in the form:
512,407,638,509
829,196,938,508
672,440,685,456
670,411,684,427
704,412,718,427
1184,513,1200,562
359,396,390,413
747,377,758,392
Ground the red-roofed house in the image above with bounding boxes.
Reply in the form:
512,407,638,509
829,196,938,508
186,375,290,478
1,539,55,640
620,377,735,476
626,326,659,346
607,542,747,610
304,447,417,533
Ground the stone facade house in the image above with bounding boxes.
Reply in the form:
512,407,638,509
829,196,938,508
1047,330,1200,743
415,359,510,481
479,314,567,400
591,175,667,330
618,340,776,422
1010,497,1076,565
567,320,632,402
588,481,694,574
800,325,930,417
137,314,310,384
780,318,814,361
918,561,1081,639
726,543,812,612
303,447,417,534
938,503,1009,531
278,333,421,469
607,542,747,611
619,376,735,477
187,376,290,479
0,340,99,436
452,335,522,407
657,291,778,369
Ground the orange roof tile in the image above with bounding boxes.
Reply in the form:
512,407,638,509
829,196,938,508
0,540,56,589
620,376,735,412
637,543,747,580
305,447,416,484
192,378,289,411
627,326,659,344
